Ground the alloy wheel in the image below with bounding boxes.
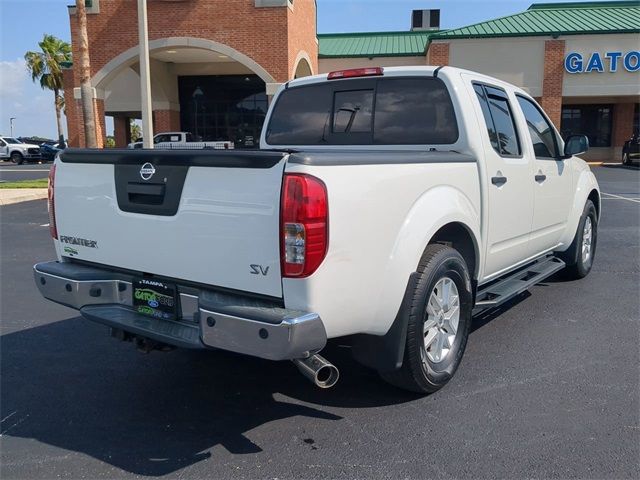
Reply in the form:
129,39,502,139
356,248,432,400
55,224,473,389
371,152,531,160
422,277,460,364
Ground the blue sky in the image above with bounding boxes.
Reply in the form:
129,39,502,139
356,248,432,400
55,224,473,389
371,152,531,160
0,0,576,139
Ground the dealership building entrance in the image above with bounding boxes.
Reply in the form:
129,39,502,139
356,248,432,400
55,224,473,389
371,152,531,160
62,0,317,148
177,75,267,148
63,0,639,160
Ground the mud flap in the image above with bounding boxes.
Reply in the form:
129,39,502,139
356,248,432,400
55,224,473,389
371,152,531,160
351,272,419,373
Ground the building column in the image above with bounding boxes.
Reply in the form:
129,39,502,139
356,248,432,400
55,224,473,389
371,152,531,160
612,103,636,161
153,110,180,133
114,116,131,147
613,103,636,147
428,42,450,66
63,68,80,147
94,98,106,148
540,39,565,129
266,83,283,106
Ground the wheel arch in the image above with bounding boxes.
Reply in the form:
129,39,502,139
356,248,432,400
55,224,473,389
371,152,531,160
588,188,600,220
559,168,600,250
428,221,479,282
371,185,481,333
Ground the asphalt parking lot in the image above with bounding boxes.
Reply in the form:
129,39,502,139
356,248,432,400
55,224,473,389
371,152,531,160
0,162,52,182
1,165,638,479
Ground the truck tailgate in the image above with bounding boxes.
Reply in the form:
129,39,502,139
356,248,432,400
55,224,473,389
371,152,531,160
54,149,287,298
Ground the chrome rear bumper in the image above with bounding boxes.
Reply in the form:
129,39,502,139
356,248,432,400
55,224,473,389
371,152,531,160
33,261,326,360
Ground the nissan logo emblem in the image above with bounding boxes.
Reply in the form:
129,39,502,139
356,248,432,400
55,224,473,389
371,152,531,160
140,162,156,181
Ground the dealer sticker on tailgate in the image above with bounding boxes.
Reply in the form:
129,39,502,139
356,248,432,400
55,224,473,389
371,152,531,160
133,279,176,320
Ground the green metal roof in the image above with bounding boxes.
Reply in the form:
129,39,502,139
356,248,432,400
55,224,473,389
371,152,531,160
318,31,433,58
431,1,640,40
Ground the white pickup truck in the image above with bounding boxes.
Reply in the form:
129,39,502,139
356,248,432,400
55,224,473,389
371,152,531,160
127,131,234,150
0,136,42,164
35,66,600,393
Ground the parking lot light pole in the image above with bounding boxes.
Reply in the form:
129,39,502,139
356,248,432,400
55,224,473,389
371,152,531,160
10,117,16,137
137,0,154,149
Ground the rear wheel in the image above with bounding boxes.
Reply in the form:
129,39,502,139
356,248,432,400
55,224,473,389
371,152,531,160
10,152,23,165
380,244,473,394
622,151,630,165
560,200,598,279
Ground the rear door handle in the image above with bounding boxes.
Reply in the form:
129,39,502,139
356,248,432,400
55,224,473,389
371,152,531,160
491,175,507,186
535,174,547,183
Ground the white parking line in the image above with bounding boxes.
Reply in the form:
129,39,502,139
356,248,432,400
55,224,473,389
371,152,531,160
601,192,640,204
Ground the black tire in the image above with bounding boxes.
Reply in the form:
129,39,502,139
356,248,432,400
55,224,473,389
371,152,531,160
622,152,629,165
560,200,598,279
380,244,473,394
10,152,24,165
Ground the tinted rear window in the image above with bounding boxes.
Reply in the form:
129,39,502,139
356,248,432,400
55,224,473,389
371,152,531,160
266,77,458,145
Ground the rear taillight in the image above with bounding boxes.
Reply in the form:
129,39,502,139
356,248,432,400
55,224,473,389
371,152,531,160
48,163,57,239
327,67,384,80
280,173,328,278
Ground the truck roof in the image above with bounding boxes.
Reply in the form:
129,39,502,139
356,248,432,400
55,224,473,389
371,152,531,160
285,65,529,98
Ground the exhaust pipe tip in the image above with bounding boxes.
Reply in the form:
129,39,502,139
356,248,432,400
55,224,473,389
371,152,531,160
293,354,339,389
313,364,340,389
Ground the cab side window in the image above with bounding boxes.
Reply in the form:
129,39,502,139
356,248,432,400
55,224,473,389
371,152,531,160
473,83,521,157
516,96,559,159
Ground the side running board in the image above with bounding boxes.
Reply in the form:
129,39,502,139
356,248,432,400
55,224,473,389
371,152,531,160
473,255,565,314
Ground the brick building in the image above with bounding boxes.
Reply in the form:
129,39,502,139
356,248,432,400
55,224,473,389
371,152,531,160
64,0,639,161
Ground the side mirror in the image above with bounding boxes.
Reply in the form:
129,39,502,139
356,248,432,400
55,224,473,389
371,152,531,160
563,134,589,158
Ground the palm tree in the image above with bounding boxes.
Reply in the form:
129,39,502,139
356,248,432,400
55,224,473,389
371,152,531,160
25,34,72,143
130,120,142,142
76,0,97,148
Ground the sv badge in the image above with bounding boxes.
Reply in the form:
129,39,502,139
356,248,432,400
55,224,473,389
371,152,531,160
250,264,270,276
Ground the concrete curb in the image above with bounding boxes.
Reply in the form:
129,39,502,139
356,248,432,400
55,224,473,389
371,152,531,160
0,189,48,206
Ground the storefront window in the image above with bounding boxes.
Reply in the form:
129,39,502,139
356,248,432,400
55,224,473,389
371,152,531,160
561,104,612,148
178,75,268,149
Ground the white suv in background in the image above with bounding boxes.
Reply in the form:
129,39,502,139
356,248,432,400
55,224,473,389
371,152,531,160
0,136,42,164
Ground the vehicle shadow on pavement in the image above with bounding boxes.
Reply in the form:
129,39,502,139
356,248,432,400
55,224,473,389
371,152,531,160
0,316,419,476
470,291,531,333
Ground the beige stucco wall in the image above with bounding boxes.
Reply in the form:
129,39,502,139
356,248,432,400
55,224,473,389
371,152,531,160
103,60,256,114
172,62,254,76
318,56,426,73
444,38,545,97
104,68,142,113
562,33,640,97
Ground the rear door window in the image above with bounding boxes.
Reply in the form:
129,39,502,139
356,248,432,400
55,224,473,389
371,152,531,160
266,77,458,145
473,83,521,157
473,84,499,151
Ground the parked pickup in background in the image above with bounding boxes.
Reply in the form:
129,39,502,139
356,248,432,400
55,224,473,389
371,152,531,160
35,66,600,393
127,131,234,150
0,136,42,164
